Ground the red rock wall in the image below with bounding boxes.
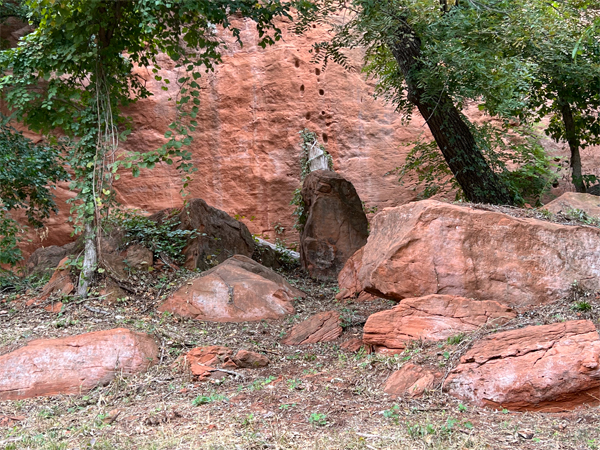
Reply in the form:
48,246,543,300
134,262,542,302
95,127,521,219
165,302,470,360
7,17,598,260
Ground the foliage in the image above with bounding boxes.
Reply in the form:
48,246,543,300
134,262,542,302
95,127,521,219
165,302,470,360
393,122,559,206
308,412,328,426
0,0,315,292
0,122,68,264
104,208,198,263
192,393,227,406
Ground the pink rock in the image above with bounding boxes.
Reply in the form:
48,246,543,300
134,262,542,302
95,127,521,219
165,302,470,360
159,255,303,322
282,311,342,345
0,329,158,400
385,364,442,398
342,200,600,308
363,295,515,353
444,320,600,411
543,192,600,219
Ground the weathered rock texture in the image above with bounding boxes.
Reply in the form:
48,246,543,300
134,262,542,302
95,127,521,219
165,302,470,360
282,311,342,345
0,329,158,400
544,192,600,219
159,255,303,322
11,18,594,262
182,345,235,380
343,200,600,308
444,320,600,411
363,295,515,353
300,170,368,280
26,242,79,276
384,364,442,398
150,198,254,270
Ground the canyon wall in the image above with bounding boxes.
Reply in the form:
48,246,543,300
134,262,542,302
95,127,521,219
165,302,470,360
8,17,593,259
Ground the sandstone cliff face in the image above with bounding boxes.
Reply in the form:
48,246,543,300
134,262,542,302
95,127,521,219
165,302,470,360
9,17,598,259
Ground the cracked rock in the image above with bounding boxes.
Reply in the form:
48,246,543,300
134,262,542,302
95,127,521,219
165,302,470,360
444,320,600,411
363,295,515,354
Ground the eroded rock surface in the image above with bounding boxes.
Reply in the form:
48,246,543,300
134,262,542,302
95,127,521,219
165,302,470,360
363,295,515,353
300,170,368,280
159,255,303,322
444,320,600,411
282,311,342,345
0,329,158,400
342,200,600,308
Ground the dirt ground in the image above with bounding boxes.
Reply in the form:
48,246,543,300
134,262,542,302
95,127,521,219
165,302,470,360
1,264,600,450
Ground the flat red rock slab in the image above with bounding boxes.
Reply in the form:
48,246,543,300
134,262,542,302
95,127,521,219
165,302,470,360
0,328,158,400
444,320,600,411
282,311,343,345
385,363,443,398
363,295,515,353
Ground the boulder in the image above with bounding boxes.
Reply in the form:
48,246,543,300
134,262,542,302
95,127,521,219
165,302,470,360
384,364,442,398
444,320,600,411
150,199,254,271
158,255,303,322
0,329,158,400
300,170,368,280
343,200,600,309
340,338,366,353
282,310,342,345
26,242,79,276
543,192,600,219
363,295,516,354
27,257,75,306
233,350,270,368
335,247,364,300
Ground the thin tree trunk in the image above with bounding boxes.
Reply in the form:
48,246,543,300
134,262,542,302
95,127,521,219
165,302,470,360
77,221,97,298
560,101,585,193
388,21,517,205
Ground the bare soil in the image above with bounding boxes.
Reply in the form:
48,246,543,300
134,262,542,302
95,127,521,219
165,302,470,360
1,264,600,450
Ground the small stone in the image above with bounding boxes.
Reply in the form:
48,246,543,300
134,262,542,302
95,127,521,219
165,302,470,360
233,350,270,368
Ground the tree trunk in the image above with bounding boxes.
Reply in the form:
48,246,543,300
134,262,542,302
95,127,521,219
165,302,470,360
77,221,97,298
560,101,586,193
388,22,517,205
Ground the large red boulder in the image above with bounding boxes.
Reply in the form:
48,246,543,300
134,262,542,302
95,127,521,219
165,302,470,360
444,320,600,411
341,200,600,309
0,329,158,400
300,170,368,280
363,295,515,354
150,198,255,271
158,255,303,322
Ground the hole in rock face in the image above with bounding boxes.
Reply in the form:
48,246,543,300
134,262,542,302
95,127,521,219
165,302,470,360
322,133,328,143
321,111,326,115
315,68,321,76
312,24,316,28
300,84,305,93
305,112,311,120
319,89,325,96
295,60,300,68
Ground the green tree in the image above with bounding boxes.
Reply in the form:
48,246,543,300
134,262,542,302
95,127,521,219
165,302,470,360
298,0,519,205
0,122,68,265
0,0,312,295
413,0,600,193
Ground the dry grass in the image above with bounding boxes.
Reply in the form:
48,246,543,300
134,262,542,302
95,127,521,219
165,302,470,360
1,267,600,450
